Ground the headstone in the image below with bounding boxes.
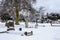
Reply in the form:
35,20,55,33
24,31,33,36
7,28,15,31
5,20,15,31
35,23,38,28
19,28,22,31
24,32,27,35
21,34,24,36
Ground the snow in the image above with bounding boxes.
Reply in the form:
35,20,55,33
0,22,60,40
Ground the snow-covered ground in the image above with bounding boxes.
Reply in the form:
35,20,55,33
0,22,60,40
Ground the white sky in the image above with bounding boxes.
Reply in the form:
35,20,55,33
0,0,2,1
33,0,60,13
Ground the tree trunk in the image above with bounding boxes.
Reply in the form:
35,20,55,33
25,18,28,28
15,6,19,25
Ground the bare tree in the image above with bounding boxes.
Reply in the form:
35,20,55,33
0,0,37,27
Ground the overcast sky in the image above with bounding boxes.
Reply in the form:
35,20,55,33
33,0,60,13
